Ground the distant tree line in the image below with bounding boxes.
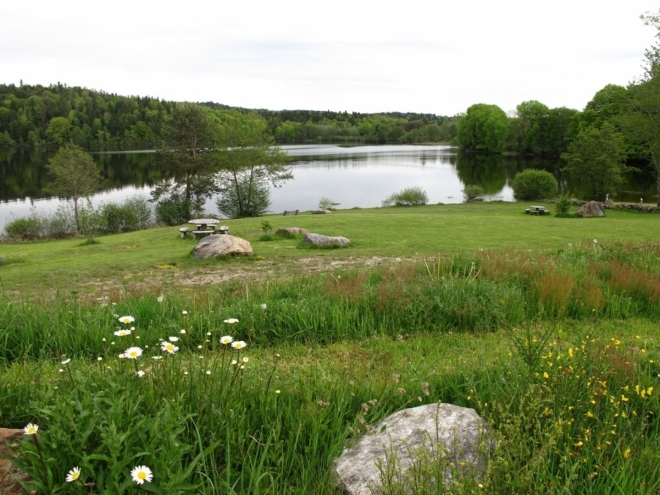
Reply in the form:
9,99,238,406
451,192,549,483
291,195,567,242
0,83,459,147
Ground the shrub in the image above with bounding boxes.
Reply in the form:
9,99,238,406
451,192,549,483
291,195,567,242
100,196,153,233
319,197,336,210
4,216,42,240
123,196,153,230
156,193,193,226
555,196,572,216
512,169,558,200
463,184,485,202
216,180,271,219
382,187,429,206
79,201,106,244
46,205,76,238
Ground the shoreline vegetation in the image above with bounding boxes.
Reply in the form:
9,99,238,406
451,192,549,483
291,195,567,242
2,202,660,493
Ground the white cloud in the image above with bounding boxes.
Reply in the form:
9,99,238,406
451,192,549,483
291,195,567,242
1,0,658,114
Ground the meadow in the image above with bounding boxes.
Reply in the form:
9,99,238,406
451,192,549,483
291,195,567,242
1,202,660,494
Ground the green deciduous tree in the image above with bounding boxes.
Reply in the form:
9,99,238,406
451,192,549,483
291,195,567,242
457,104,509,152
616,10,660,206
214,116,291,218
45,143,103,231
561,124,627,201
152,103,218,219
45,116,71,145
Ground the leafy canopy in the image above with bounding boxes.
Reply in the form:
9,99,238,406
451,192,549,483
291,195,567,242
561,123,627,202
45,143,103,231
457,104,509,153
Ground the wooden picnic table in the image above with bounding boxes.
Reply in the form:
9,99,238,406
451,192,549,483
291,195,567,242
186,219,229,239
189,218,220,230
525,206,550,215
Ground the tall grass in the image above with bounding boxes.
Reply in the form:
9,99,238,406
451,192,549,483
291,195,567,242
3,320,659,494
2,242,660,362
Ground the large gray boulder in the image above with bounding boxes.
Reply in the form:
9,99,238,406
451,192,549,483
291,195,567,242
276,227,309,236
575,201,605,217
333,403,492,495
194,235,253,259
304,233,350,247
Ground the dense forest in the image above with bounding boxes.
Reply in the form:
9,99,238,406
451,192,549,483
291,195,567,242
0,83,459,147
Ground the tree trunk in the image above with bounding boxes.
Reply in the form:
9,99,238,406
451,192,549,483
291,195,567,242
74,198,80,232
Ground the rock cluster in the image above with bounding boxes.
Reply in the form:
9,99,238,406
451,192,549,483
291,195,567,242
610,203,660,213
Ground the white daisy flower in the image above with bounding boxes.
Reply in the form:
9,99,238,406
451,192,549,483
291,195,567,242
131,465,153,485
231,341,247,350
114,329,132,337
118,316,135,324
161,342,179,354
220,336,233,345
124,347,143,359
24,423,38,435
65,466,81,483
224,318,239,324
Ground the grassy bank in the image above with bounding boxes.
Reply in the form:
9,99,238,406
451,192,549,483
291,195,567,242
1,203,660,493
1,201,659,296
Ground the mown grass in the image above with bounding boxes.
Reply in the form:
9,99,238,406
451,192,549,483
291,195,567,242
1,203,660,493
1,201,659,296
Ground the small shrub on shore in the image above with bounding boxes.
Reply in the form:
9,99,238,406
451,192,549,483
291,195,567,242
2,196,155,240
512,169,558,200
382,187,429,206
463,184,485,202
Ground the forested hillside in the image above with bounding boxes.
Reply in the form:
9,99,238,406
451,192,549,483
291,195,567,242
0,83,458,147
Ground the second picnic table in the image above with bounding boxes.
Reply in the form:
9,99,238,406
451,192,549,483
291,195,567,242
525,206,550,215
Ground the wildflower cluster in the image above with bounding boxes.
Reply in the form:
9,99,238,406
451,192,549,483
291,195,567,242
484,331,660,487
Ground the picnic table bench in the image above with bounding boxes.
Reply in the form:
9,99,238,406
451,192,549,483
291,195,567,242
525,206,550,215
185,219,228,239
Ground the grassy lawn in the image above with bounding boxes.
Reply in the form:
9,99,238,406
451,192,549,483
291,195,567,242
1,202,658,296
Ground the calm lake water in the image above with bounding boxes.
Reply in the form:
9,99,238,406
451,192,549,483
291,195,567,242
0,144,655,232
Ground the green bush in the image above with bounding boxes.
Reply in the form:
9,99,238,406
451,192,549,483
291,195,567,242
46,205,76,238
156,193,192,226
512,169,558,200
319,197,337,210
4,216,43,240
463,184,485,202
382,187,429,206
555,196,572,216
101,196,154,233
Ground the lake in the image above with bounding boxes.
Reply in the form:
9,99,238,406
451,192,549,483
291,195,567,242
0,144,654,232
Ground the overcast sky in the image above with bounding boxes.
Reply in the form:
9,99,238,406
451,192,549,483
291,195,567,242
2,1,658,116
